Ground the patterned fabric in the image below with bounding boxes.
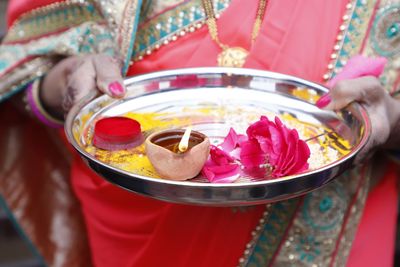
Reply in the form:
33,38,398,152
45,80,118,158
271,167,369,267
1,0,399,266
140,0,186,21
365,1,400,94
0,0,143,102
326,0,400,94
243,0,400,266
132,0,231,62
323,0,378,82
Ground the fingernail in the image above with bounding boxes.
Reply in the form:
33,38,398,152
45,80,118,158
316,93,331,108
108,81,124,96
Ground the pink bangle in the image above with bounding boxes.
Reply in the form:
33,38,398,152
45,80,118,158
26,80,64,128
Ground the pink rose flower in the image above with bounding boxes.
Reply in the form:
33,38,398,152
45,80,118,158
241,116,310,177
202,116,311,183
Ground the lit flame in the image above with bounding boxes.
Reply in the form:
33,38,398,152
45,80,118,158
178,126,192,153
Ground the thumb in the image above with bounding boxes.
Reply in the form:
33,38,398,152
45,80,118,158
93,55,126,98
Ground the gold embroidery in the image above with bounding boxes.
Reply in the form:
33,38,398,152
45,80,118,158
0,57,54,102
364,0,400,94
323,0,377,82
140,0,186,21
243,1,380,266
130,0,231,64
4,1,103,43
0,22,115,99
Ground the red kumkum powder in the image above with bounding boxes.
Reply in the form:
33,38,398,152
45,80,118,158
93,117,143,150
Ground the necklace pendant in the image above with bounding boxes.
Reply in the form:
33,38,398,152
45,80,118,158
217,47,249,68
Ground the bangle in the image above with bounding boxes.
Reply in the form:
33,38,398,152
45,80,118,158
26,79,64,128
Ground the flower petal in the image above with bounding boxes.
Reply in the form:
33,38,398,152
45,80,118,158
266,123,283,165
289,140,310,174
278,130,299,175
240,139,266,168
221,128,247,152
273,129,310,177
210,145,234,165
230,147,242,160
202,161,240,183
246,116,271,141
202,145,240,183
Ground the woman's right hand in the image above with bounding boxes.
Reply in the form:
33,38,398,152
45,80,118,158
40,54,126,119
315,55,400,163
319,76,400,163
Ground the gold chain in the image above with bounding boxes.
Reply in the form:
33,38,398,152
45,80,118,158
201,0,268,67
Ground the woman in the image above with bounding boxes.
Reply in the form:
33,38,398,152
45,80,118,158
1,0,399,266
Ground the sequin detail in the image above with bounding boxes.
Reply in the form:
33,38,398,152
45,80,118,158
130,0,231,63
323,0,377,82
371,5,400,57
3,1,103,44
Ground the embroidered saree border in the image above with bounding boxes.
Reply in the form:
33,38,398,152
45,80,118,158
130,0,231,63
0,22,115,102
363,0,400,93
0,57,53,102
242,1,387,266
0,0,140,102
118,0,143,74
243,199,301,267
330,165,370,267
324,0,378,81
3,1,103,44
326,0,400,94
267,167,369,267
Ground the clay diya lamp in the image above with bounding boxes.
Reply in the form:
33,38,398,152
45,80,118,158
145,128,210,180
93,117,143,150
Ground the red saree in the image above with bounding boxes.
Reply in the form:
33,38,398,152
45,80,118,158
3,0,399,266
78,1,398,266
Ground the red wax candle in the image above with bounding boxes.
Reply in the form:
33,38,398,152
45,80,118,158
93,117,143,150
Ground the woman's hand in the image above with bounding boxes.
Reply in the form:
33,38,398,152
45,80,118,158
317,76,400,162
40,54,126,118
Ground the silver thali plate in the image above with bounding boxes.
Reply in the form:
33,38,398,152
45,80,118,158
65,68,370,206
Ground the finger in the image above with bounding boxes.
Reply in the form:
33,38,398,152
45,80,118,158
63,59,97,113
92,55,126,98
318,76,384,110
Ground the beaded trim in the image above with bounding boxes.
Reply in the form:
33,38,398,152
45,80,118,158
3,0,103,44
130,0,231,64
237,204,272,267
238,200,300,267
323,0,400,94
329,165,370,267
322,0,375,82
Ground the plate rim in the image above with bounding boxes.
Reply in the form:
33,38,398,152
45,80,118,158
65,67,371,188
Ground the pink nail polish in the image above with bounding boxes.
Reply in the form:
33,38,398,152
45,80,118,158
109,82,124,96
316,94,331,108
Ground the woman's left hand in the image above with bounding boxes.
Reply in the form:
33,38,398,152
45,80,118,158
317,76,400,162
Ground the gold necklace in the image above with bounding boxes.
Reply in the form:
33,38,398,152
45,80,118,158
202,0,268,67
